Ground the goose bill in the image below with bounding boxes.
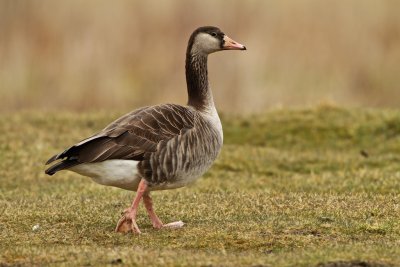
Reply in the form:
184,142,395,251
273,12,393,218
223,35,246,50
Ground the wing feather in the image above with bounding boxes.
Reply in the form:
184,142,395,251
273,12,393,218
45,104,195,174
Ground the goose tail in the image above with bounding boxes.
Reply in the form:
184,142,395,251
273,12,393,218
45,159,79,176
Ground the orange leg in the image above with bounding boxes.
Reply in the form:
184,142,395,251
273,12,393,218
143,193,185,229
115,179,185,234
143,194,164,229
115,179,147,234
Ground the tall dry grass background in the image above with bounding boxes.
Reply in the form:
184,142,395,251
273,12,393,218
1,0,399,114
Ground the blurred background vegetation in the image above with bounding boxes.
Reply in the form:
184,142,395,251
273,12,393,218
1,0,399,114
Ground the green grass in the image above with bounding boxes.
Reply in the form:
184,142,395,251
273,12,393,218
1,106,400,266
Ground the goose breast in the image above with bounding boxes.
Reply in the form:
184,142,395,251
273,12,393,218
140,107,223,190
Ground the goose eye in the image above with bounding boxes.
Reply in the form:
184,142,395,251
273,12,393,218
210,32,217,37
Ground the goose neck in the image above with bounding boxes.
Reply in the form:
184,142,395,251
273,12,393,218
185,53,214,111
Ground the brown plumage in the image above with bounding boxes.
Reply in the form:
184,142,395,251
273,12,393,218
45,104,195,177
45,26,246,234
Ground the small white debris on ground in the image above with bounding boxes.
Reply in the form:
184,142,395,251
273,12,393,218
163,221,185,229
32,224,40,231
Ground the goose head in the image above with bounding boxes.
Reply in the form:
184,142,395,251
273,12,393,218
188,26,246,56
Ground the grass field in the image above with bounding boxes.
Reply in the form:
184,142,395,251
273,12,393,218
1,106,399,266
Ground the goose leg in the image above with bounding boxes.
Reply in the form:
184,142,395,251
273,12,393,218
115,179,147,234
143,193,185,230
143,193,163,228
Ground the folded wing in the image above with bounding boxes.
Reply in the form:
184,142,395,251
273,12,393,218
45,104,195,175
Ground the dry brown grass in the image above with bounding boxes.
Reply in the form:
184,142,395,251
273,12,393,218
1,0,400,113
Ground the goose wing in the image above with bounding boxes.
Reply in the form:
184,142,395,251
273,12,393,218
45,104,195,174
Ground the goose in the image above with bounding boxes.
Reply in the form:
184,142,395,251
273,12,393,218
45,26,246,234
